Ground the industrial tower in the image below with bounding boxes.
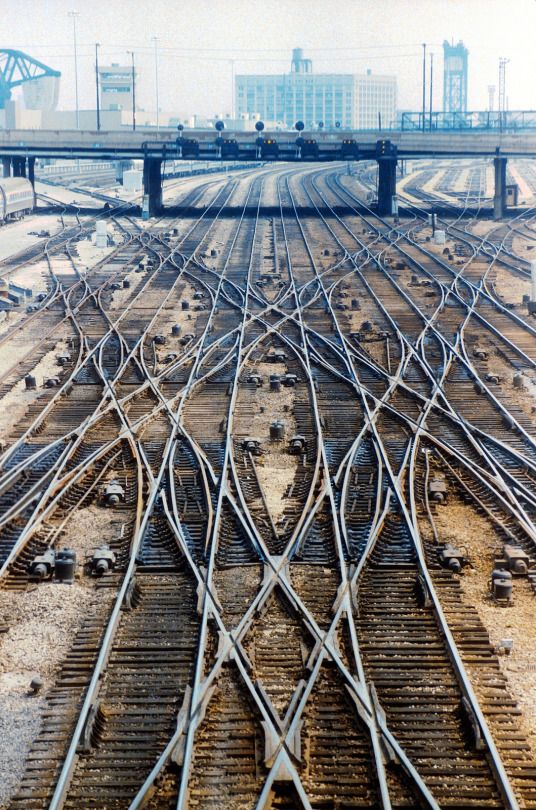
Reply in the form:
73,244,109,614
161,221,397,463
442,40,468,114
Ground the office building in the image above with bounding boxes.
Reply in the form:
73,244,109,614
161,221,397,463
98,63,137,112
236,49,397,130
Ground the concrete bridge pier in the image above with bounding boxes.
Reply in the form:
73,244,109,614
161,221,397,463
115,160,133,184
377,155,398,216
142,158,162,219
12,157,26,178
28,158,35,188
493,155,507,220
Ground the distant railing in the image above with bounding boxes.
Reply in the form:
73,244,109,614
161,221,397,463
399,110,536,132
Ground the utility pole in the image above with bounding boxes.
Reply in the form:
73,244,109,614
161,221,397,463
498,58,509,131
95,43,100,131
230,59,235,121
152,36,160,131
422,43,426,132
127,51,136,131
429,52,433,130
68,11,80,129
488,84,496,112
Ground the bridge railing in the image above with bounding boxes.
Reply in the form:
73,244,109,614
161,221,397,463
400,110,536,131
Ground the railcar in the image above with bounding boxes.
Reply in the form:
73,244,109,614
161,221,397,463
0,177,35,222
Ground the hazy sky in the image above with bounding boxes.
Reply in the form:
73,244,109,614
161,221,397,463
6,0,536,117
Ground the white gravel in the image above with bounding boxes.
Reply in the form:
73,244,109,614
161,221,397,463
0,582,98,807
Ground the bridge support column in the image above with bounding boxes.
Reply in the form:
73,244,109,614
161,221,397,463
142,158,162,219
493,156,507,220
12,157,26,177
2,158,11,177
28,157,35,188
115,159,133,184
377,156,397,216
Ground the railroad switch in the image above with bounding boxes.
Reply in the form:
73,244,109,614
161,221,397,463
485,372,500,384
162,352,178,364
496,638,514,656
439,544,465,573
281,373,298,387
243,437,263,455
181,333,195,344
193,291,204,300
28,549,56,580
89,545,117,577
153,334,166,345
270,420,285,441
491,568,513,602
267,350,287,363
289,435,306,454
43,376,60,388
55,549,77,583
474,348,488,360
103,480,125,507
428,478,448,503
56,353,71,366
498,545,531,576
247,374,263,387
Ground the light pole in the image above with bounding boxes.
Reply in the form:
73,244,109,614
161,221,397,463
421,42,426,132
499,57,509,131
127,51,136,131
68,11,80,129
230,58,235,121
151,36,159,131
95,43,100,131
429,52,433,130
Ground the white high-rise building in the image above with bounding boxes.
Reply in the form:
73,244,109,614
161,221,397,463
235,50,397,130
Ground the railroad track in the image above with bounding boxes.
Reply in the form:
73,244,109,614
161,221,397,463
1,162,536,809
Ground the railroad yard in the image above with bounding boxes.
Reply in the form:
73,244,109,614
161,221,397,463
1,157,536,810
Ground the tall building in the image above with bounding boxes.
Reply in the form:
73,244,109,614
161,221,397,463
98,63,137,112
443,41,468,113
235,49,397,130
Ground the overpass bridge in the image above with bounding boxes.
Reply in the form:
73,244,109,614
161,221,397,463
2,126,535,217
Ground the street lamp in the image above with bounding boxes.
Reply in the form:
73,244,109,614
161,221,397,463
68,11,80,129
127,51,136,131
95,43,100,131
429,52,433,131
421,42,426,133
151,36,159,131
229,58,235,121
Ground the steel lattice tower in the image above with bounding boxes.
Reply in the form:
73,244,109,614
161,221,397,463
442,40,468,113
